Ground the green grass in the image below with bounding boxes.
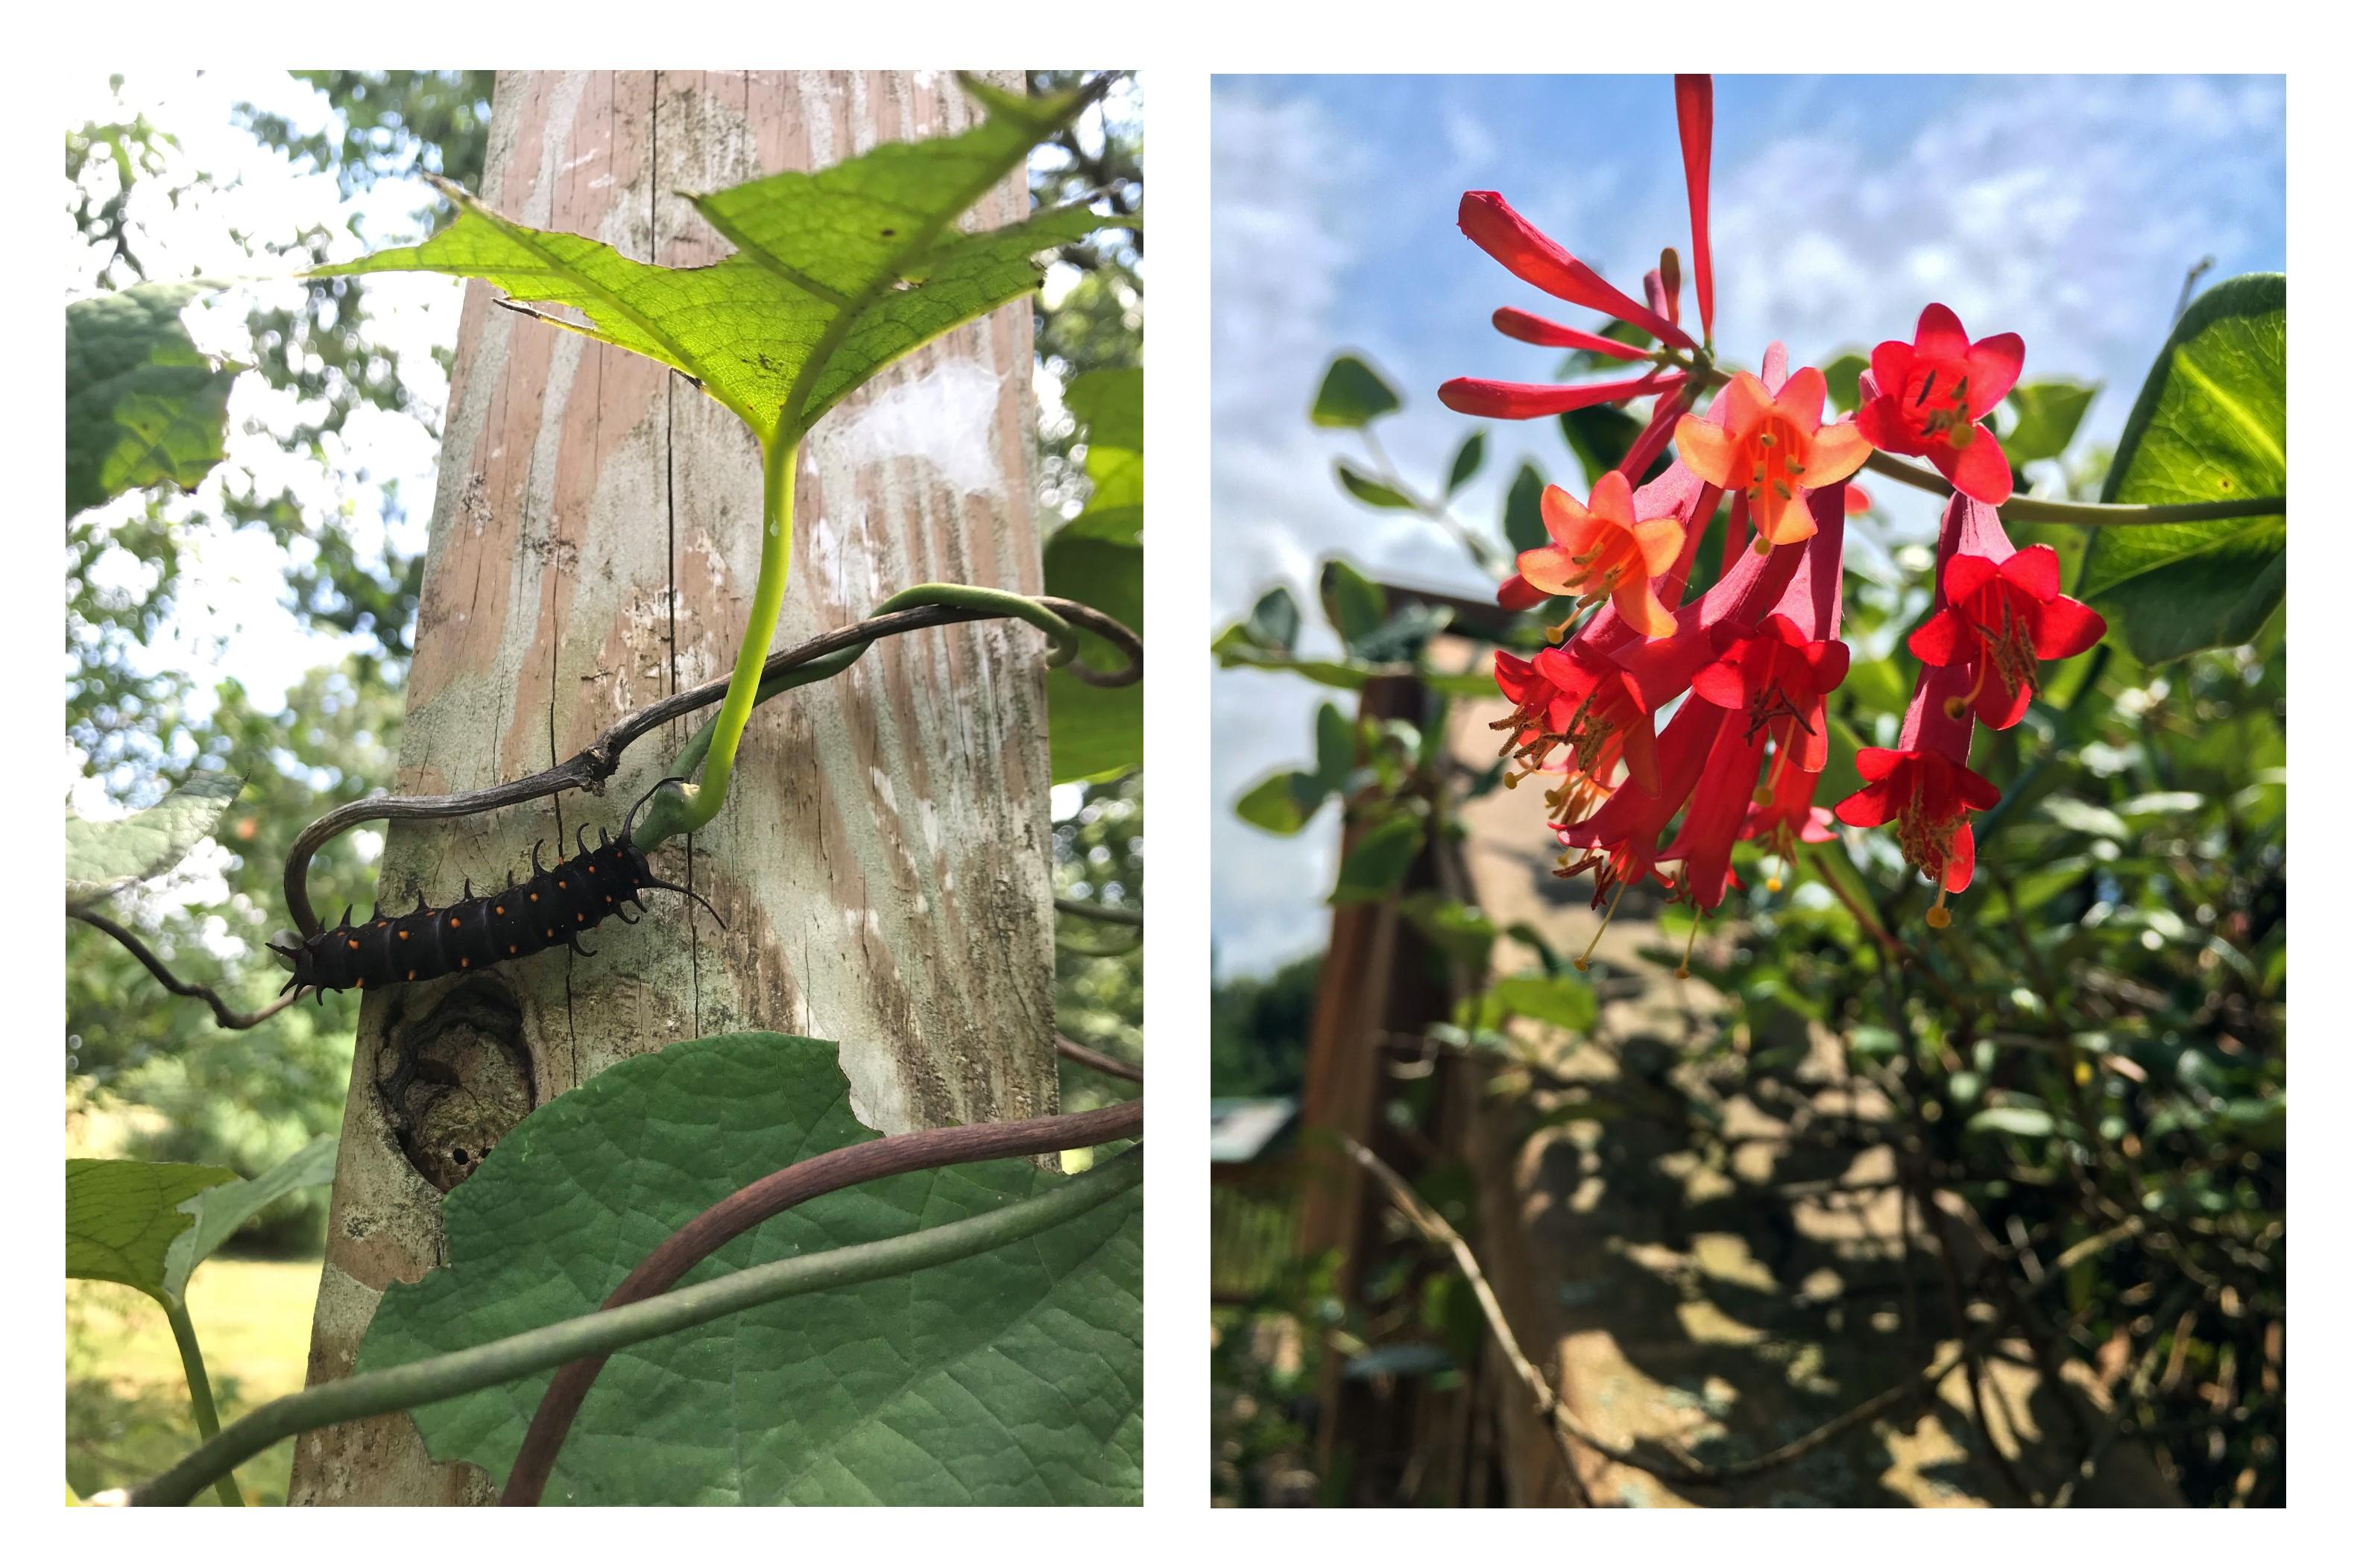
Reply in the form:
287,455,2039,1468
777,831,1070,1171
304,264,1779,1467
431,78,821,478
68,1256,322,1505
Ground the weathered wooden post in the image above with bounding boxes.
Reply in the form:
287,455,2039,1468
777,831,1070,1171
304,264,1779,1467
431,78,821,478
291,69,1058,1505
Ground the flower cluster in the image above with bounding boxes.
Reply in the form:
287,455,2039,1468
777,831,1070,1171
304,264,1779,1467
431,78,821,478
1447,75,2106,955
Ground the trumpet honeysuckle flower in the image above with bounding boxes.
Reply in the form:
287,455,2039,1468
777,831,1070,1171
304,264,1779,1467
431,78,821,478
1515,471,1687,638
1489,646,1644,804
1834,660,1998,923
1457,191,1697,352
1673,367,1869,550
1689,611,1851,771
1439,370,1686,421
1742,755,1837,885
1908,496,2107,729
1660,707,1769,914
1855,303,2025,506
1555,696,1720,925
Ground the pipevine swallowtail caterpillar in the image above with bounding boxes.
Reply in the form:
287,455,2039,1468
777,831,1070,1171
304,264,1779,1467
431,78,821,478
270,783,721,999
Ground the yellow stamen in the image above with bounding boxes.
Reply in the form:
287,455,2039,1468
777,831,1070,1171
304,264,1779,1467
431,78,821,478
1574,881,1628,971
1676,913,1701,979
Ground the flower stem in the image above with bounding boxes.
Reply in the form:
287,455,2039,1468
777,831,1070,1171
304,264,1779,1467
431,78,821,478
1861,449,2282,526
160,1294,244,1507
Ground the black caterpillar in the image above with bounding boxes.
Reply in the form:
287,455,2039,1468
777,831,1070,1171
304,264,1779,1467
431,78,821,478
271,787,720,1000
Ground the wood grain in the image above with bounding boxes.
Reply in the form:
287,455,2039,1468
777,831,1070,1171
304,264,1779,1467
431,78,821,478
289,70,1057,1506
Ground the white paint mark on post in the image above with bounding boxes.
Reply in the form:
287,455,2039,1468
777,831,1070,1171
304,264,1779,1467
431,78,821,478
808,358,1009,497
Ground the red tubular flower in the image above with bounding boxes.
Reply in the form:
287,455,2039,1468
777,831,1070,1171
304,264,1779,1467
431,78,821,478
1492,307,1650,359
1833,660,1999,921
1660,707,1766,914
1497,575,1550,613
1690,611,1850,771
1439,369,1684,420
1458,191,1696,351
1555,696,1720,930
1743,754,1837,883
1515,471,1686,638
1907,495,2107,729
1672,75,1714,339
1673,367,1869,549
1855,303,2025,505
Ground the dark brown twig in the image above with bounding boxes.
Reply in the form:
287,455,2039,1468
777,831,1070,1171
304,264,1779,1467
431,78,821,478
70,908,305,1029
1054,1034,1143,1083
282,594,1140,936
499,1096,1143,1505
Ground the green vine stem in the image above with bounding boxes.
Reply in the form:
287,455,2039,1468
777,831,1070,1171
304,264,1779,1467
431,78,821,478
121,1146,1142,1506
636,581,1082,850
638,434,802,846
1861,448,2279,526
159,1294,244,1507
500,1097,1142,1504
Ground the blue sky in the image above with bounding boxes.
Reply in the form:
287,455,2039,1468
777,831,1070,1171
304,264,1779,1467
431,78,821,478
1209,73,2285,979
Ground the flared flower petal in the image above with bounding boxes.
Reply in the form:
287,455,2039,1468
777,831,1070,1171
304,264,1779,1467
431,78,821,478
1907,499,2109,730
1855,303,2028,506
1515,472,1685,639
1673,365,1868,550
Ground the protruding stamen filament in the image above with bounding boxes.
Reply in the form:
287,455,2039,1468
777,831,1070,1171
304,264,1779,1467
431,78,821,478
1574,881,1628,971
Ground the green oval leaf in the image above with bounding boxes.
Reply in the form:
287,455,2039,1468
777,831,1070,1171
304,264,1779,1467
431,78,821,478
1965,1105,2059,1139
1331,814,1424,905
356,1033,1142,1505
1321,558,1387,646
1822,350,1869,415
1310,354,1402,428
1446,432,1486,496
1484,973,1597,1033
2079,274,2285,663
1235,770,1325,835
1334,458,1419,510
65,281,241,518
1503,462,1548,554
1313,701,1355,790
66,771,242,911
2004,378,2100,466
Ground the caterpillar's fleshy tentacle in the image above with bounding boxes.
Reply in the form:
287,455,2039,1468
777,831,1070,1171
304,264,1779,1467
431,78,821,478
637,874,726,931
